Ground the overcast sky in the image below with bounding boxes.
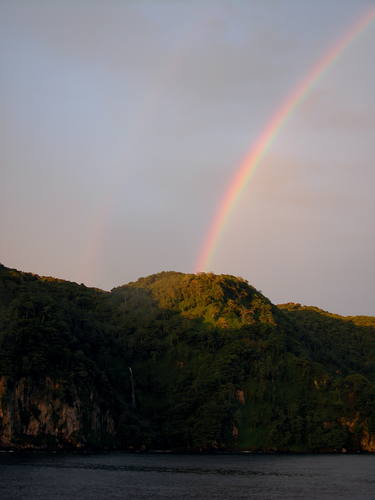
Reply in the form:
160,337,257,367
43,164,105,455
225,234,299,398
1,0,374,315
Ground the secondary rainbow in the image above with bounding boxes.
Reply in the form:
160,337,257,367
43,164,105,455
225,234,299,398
195,6,375,273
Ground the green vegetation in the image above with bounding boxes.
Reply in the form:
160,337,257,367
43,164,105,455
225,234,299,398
0,264,374,451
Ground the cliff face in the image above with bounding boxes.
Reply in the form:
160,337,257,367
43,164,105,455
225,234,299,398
361,429,375,452
0,376,115,449
338,414,375,453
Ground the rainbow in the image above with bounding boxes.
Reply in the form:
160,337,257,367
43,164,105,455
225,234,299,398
195,6,375,273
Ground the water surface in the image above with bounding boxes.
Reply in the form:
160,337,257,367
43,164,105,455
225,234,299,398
0,451,373,499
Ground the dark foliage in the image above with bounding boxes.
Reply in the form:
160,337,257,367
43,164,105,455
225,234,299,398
0,264,374,451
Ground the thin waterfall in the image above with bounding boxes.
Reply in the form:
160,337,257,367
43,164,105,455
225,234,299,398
128,367,136,408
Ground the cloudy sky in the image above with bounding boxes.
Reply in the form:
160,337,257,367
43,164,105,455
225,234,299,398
1,0,374,315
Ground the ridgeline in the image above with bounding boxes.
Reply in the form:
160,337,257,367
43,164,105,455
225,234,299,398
0,264,374,452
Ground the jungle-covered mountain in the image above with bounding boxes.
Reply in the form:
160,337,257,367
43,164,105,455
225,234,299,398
0,263,374,452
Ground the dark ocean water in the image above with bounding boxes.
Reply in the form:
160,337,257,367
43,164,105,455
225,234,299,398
0,451,374,499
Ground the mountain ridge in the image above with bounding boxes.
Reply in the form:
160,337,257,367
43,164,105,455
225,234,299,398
0,264,374,452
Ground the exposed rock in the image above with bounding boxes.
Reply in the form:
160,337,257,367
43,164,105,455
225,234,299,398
360,428,375,452
0,376,115,449
235,389,245,405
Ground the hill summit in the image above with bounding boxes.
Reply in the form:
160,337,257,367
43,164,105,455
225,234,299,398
0,264,374,452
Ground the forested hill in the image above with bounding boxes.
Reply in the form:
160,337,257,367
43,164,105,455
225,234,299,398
279,303,375,380
0,264,374,452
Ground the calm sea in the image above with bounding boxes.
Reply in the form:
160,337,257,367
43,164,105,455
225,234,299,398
0,451,373,499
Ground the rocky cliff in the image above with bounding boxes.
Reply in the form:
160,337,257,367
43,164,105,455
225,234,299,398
0,376,115,449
